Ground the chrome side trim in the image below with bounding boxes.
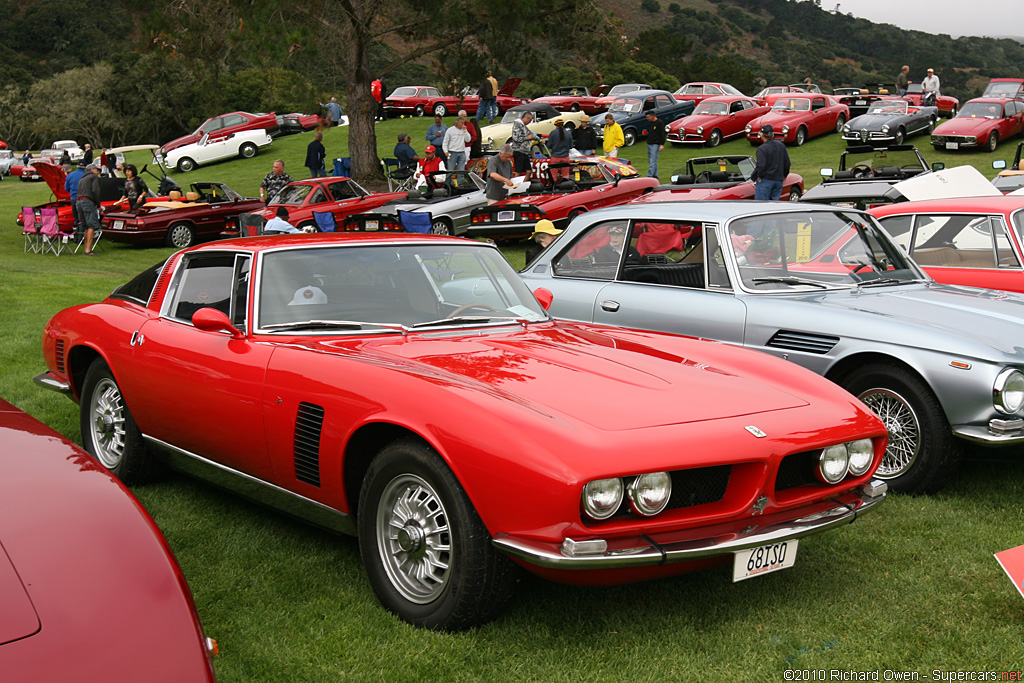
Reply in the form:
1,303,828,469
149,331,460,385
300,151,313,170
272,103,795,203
953,424,1024,444
143,435,356,536
492,483,886,570
33,372,72,395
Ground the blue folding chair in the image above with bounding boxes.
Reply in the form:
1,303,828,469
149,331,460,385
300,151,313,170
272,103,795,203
397,210,432,234
332,157,351,177
312,211,337,233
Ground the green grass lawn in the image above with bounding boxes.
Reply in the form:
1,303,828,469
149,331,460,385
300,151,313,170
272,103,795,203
2,122,1023,681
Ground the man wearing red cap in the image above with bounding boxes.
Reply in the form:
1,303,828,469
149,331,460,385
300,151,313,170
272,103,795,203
414,145,446,189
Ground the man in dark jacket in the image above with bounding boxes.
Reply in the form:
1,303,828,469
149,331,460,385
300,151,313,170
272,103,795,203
477,73,495,123
547,119,574,183
572,115,597,155
645,111,666,179
751,124,790,201
77,165,102,254
305,131,326,178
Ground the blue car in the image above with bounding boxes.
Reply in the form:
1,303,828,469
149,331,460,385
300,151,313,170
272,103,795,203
592,89,694,147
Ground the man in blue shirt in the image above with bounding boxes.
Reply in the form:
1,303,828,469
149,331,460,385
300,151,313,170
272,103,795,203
394,133,419,168
321,97,343,126
64,160,87,236
425,115,448,163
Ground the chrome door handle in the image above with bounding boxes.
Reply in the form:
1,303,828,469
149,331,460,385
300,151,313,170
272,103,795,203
130,330,144,347
600,300,620,312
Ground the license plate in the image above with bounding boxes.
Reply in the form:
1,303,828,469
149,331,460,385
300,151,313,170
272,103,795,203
113,220,124,230
365,220,378,231
946,142,959,150
855,99,866,105
732,540,798,582
497,210,515,222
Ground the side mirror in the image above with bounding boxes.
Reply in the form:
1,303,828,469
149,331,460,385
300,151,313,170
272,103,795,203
931,162,945,171
533,287,553,311
191,308,244,339
993,160,1007,170
820,167,834,178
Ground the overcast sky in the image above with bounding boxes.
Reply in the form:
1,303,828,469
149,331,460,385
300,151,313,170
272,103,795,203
831,0,1024,39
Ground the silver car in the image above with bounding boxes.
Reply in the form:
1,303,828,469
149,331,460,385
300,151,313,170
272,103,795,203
367,171,486,236
520,201,1024,494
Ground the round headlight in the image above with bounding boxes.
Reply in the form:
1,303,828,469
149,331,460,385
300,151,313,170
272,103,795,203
582,478,623,520
882,125,890,133
818,444,849,484
782,125,790,134
697,125,704,134
627,472,672,516
744,124,752,133
994,368,1024,413
664,124,671,132
842,124,850,133
846,439,874,476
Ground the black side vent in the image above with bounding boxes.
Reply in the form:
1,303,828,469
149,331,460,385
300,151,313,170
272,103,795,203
767,330,840,355
55,338,65,374
775,449,822,491
294,402,325,487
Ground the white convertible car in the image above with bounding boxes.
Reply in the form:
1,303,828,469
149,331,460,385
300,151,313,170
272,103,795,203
159,128,272,172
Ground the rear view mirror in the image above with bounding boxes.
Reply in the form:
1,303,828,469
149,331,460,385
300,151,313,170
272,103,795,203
931,162,945,171
993,160,1007,170
820,167,834,178
533,287,553,311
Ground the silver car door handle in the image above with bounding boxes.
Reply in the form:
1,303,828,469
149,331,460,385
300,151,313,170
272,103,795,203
600,300,620,312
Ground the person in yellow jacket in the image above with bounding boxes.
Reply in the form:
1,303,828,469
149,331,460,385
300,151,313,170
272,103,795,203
602,113,624,157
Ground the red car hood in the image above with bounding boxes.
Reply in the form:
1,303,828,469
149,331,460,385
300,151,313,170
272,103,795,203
328,324,809,431
251,192,406,219
35,163,69,201
934,117,998,136
759,110,811,124
498,78,522,97
669,113,726,131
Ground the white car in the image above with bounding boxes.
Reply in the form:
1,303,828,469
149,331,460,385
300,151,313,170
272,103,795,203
160,128,272,172
0,150,16,175
51,140,84,161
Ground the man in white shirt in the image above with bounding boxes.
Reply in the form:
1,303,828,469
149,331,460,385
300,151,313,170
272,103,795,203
921,68,941,103
263,206,302,234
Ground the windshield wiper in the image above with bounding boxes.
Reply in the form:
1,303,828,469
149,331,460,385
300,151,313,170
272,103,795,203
751,276,830,289
262,320,408,332
411,316,531,329
857,277,922,288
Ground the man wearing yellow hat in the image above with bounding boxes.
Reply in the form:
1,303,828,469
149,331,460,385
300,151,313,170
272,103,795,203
526,219,563,264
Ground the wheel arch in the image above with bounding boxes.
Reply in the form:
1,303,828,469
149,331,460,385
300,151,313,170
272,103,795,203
343,422,439,521
826,351,922,389
67,344,108,400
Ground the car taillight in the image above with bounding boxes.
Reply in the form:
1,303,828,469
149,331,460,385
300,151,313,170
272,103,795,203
520,209,544,221
471,214,489,223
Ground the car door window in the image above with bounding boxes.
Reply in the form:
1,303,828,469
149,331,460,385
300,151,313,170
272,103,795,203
308,188,328,205
910,214,1016,268
166,253,241,323
222,114,247,128
621,221,706,289
655,95,674,109
327,181,356,201
552,220,630,280
812,97,826,110
877,215,913,251
202,117,225,134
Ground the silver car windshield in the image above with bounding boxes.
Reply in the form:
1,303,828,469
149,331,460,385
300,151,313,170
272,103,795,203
727,210,925,291
257,243,548,332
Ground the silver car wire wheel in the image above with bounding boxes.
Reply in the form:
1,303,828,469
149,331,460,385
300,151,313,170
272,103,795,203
376,472,452,604
88,377,128,469
858,387,920,478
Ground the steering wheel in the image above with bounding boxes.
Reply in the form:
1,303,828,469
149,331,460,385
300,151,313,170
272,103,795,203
447,302,498,317
851,164,875,179
695,171,713,183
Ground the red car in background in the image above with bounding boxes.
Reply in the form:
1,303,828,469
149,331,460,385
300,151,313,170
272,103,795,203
466,160,659,239
594,83,652,112
531,85,609,114
671,82,746,104
903,83,960,117
159,111,280,155
931,98,1024,152
745,94,850,146
752,84,821,106
870,196,1024,293
242,177,406,231
982,78,1024,101
0,398,216,680
384,79,525,118
667,96,770,147
15,163,153,232
632,155,804,202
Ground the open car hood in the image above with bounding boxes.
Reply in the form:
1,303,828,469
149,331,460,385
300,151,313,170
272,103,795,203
498,78,523,97
36,163,69,201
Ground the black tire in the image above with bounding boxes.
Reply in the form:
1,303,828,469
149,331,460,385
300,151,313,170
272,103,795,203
894,127,905,145
239,142,258,159
357,439,519,630
570,103,580,112
835,114,846,133
793,127,807,147
414,105,425,117
431,218,452,235
706,129,722,147
80,359,156,484
986,131,999,153
623,128,636,147
842,362,961,494
933,144,944,152
433,103,448,117
567,208,586,224
177,157,196,173
299,221,318,233
165,221,196,248
787,186,802,201
563,121,576,131
948,105,958,118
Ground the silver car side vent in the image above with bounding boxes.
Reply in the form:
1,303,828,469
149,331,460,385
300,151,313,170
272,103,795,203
767,330,839,355
294,402,325,487
55,338,66,374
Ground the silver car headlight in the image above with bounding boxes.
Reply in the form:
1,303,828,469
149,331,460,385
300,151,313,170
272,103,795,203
697,125,704,134
842,124,850,133
818,444,849,484
994,368,1024,413
582,478,623,520
882,125,890,133
744,124,752,133
626,472,672,516
846,439,874,476
782,125,790,134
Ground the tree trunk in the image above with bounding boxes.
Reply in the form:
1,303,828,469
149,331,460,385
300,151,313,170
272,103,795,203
345,26,384,186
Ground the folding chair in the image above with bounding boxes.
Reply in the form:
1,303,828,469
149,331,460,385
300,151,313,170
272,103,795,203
382,158,415,193
39,207,62,256
22,207,40,253
312,211,337,233
397,210,432,234
333,157,351,177
238,212,265,237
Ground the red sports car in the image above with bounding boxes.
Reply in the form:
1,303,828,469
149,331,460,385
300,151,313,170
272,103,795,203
667,96,771,147
672,82,746,104
0,398,216,680
242,177,406,232
159,111,280,155
903,83,960,118
531,85,609,114
930,98,1024,152
982,78,1024,101
35,232,888,630
870,195,1024,293
102,182,264,248
752,84,820,106
384,79,525,118
631,155,804,202
745,94,850,146
594,83,652,112
466,160,660,238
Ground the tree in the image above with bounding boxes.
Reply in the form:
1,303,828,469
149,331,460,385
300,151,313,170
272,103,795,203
24,64,124,147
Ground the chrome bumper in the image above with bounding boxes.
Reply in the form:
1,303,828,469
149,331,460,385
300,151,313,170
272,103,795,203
953,422,1024,445
34,371,72,395
492,480,886,570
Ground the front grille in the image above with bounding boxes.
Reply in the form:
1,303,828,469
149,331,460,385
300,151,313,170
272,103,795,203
766,330,839,355
584,464,731,524
775,449,822,491
55,338,65,374
294,402,325,487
